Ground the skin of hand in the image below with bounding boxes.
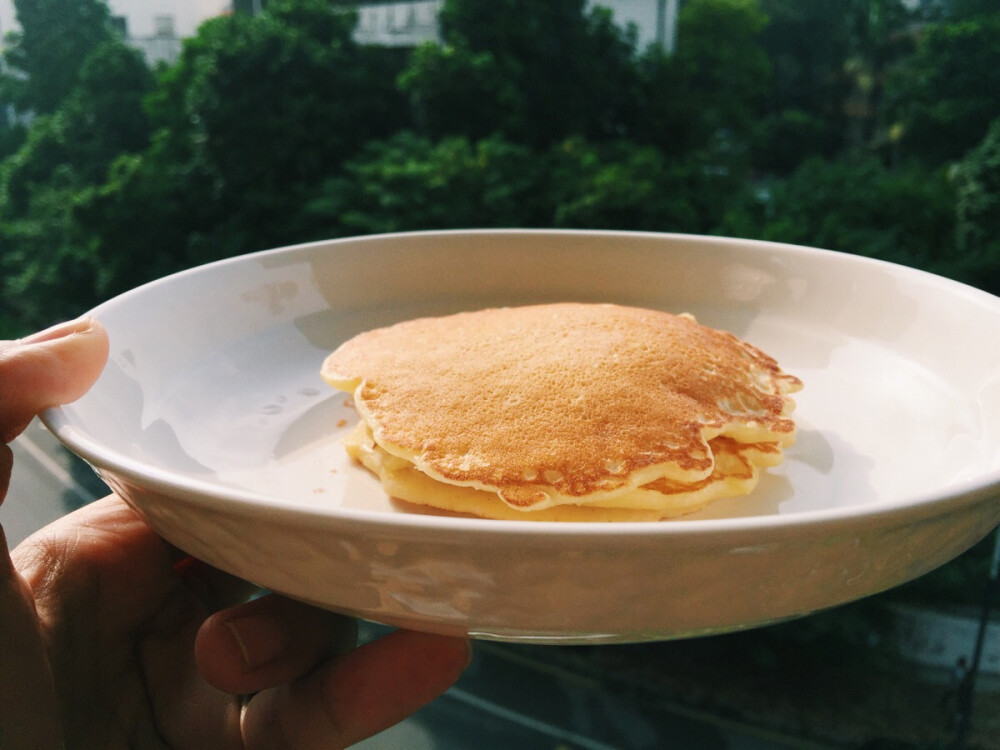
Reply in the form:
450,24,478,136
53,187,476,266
0,317,472,749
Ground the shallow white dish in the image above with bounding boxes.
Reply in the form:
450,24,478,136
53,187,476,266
43,230,1000,643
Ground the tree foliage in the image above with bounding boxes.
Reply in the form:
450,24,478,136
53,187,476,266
0,38,153,333
953,117,1000,288
673,0,770,139
304,132,545,235
1,0,116,114
400,0,639,147
889,12,1000,165
73,0,412,297
719,156,960,278
2,41,152,212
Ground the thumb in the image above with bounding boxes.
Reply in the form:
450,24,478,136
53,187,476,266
0,316,109,444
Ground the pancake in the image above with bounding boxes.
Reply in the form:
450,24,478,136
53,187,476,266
321,303,801,520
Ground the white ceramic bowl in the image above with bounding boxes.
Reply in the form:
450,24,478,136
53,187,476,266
43,230,1000,643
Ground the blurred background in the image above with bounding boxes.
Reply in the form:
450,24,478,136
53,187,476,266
1,1,999,747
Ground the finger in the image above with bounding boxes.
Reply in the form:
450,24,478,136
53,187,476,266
0,316,109,443
195,594,358,695
242,629,471,750
0,523,64,748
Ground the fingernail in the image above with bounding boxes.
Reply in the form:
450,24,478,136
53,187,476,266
225,613,289,672
19,316,96,345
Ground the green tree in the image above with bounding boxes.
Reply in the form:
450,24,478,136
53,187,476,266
718,156,962,283
758,0,851,121
400,0,639,147
306,132,743,239
751,1,923,172
0,169,99,336
917,0,996,22
547,138,726,233
2,41,153,214
303,132,545,236
952,118,1000,293
753,0,855,171
615,0,772,178
78,0,411,291
672,0,770,143
628,46,703,158
0,0,116,114
399,40,521,143
0,102,28,161
147,2,400,216
890,12,1000,165
0,40,153,334
628,0,770,185
400,0,770,168
839,0,915,154
232,0,272,14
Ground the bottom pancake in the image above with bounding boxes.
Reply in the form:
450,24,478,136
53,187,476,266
344,422,781,522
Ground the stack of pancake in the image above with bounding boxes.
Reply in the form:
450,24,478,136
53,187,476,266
322,303,801,521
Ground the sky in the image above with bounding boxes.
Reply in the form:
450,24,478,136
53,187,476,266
0,0,230,40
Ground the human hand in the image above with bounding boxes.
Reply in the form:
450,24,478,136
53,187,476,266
0,317,471,749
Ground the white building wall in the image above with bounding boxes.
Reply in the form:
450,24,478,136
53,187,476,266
354,0,442,47
596,0,679,53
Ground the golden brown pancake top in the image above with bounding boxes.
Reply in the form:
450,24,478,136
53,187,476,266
322,303,801,508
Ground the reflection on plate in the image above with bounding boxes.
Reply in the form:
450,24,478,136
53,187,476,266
43,230,1000,643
